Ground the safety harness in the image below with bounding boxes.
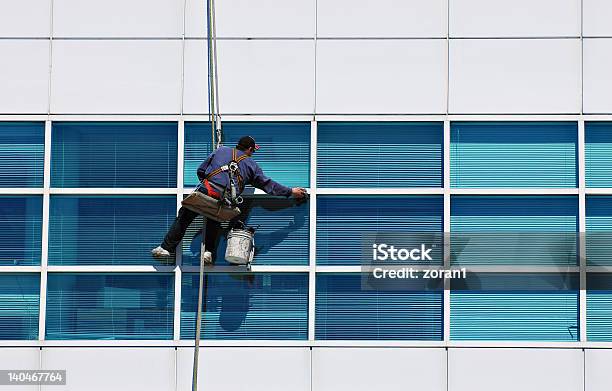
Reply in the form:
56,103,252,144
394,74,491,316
204,148,250,207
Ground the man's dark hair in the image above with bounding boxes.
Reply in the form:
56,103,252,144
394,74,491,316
236,136,257,151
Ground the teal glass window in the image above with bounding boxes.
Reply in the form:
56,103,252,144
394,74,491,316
0,274,39,340
181,273,308,340
181,197,309,266
587,273,612,341
0,196,42,266
184,122,310,188
586,196,612,266
49,195,176,265
315,273,443,340
586,122,612,187
317,122,443,188
0,122,44,187
317,196,443,265
51,122,177,188
451,196,578,266
451,273,579,341
451,122,577,188
46,273,174,340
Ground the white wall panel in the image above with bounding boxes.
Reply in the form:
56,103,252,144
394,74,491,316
449,39,581,114
177,347,310,391
0,0,50,37
53,0,182,37
186,40,315,114
312,348,446,391
448,348,583,391
586,349,612,391
584,39,612,113
185,0,315,38
316,39,447,114
182,40,209,114
583,0,612,37
51,40,182,114
0,40,50,114
317,0,447,38
450,0,580,37
40,348,174,391
0,348,39,391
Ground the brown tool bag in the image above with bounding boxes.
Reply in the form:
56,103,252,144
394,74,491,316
181,191,241,222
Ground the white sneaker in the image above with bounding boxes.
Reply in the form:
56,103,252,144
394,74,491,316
202,251,213,265
151,246,172,259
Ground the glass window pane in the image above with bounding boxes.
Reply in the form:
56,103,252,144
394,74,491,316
586,196,612,266
451,273,579,341
587,273,612,341
181,273,308,340
184,122,310,188
181,197,309,266
0,122,44,188
46,273,174,340
0,274,39,340
49,195,176,265
451,122,577,188
0,196,42,266
318,122,443,188
51,122,177,188
451,196,578,266
317,196,443,266
315,273,443,340
586,122,612,187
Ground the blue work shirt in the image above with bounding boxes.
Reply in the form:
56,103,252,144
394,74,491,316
197,146,292,197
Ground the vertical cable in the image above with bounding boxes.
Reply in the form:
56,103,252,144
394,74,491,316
206,0,222,149
211,0,222,146
206,0,216,148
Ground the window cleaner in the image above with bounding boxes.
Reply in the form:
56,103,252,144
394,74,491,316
151,136,308,262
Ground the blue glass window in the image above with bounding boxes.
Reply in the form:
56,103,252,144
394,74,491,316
46,273,174,340
587,273,612,341
0,196,42,266
182,197,309,266
317,122,443,188
184,122,212,188
0,274,39,340
181,273,308,340
0,122,44,187
317,196,443,265
451,122,577,188
586,122,612,187
451,273,579,341
184,122,309,188
451,196,578,266
51,122,177,187
48,195,176,265
315,273,443,340
586,196,612,266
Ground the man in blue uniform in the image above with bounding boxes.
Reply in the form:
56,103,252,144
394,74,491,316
151,135,307,262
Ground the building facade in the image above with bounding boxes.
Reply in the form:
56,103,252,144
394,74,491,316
1,0,612,390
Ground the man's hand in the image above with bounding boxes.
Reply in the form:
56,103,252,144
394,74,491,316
291,187,308,199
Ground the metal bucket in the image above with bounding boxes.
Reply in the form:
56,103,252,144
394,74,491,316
225,228,254,265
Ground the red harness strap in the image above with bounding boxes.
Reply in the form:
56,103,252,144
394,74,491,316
203,179,221,199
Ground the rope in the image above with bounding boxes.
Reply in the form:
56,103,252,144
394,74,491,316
206,0,222,150
192,2,220,390
211,0,222,147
